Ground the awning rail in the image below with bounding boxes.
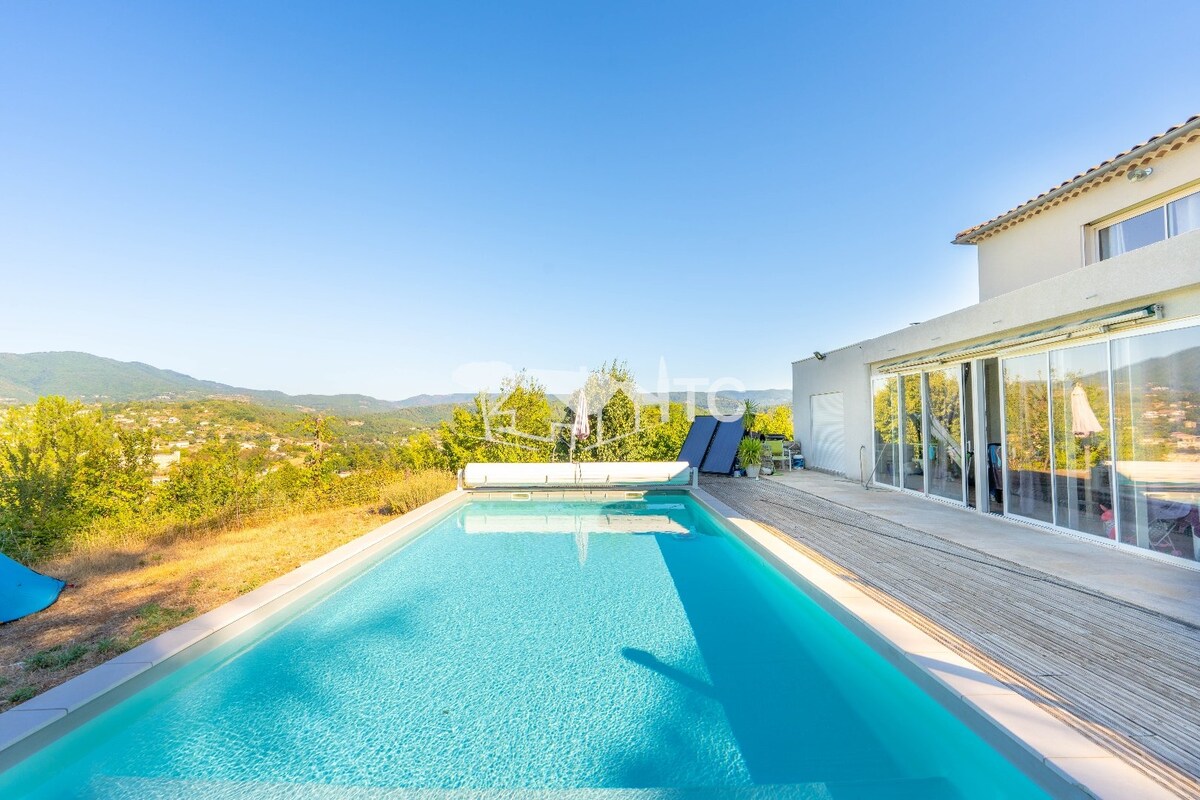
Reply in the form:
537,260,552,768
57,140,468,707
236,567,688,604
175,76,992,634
876,304,1162,373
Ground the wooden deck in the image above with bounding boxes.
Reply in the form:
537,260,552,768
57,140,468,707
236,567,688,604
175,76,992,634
700,475,1200,799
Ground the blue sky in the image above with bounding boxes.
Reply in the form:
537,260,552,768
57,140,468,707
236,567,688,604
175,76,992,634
2,2,1197,399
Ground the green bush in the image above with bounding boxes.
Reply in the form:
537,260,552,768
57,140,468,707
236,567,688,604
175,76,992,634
6,685,36,704
377,471,457,516
24,643,89,672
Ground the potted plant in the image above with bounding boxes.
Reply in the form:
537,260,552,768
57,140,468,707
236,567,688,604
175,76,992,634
738,437,763,479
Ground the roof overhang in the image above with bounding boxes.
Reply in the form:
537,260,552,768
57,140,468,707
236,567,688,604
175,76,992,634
953,115,1200,245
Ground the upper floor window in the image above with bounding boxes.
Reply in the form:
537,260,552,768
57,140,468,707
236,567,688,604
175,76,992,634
1097,188,1200,261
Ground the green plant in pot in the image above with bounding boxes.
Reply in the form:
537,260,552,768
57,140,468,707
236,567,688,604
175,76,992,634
737,437,763,479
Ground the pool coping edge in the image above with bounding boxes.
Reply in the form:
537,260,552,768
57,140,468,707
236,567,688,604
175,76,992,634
691,487,1175,800
0,489,470,761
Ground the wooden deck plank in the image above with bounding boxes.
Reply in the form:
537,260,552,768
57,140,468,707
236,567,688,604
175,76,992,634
701,476,1200,799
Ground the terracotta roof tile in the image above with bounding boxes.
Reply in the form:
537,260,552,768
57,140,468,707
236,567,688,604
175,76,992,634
954,114,1200,244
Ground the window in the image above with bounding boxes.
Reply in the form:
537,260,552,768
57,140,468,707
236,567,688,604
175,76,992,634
926,367,964,502
871,376,901,488
899,374,925,492
1050,343,1112,539
1096,189,1200,261
1111,325,1200,561
1167,191,1200,237
1003,353,1053,523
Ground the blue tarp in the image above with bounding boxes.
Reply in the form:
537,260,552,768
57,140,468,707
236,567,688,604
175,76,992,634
0,554,66,624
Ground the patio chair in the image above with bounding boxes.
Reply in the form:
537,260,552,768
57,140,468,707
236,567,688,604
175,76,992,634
765,439,791,472
1146,498,1196,557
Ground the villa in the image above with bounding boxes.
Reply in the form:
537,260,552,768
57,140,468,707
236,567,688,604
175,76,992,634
793,114,1200,567
3,120,1200,800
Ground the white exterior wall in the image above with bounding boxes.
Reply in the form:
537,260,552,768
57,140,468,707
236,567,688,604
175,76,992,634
792,350,868,477
976,144,1200,301
793,232,1200,479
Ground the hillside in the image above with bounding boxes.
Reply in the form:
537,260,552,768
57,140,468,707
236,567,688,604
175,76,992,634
0,352,420,414
0,352,790,414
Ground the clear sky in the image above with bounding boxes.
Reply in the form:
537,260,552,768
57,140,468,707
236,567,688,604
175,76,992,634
2,2,1197,400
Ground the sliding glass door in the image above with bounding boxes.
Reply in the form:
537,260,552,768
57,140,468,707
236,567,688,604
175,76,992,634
874,321,1199,564
873,369,967,504
926,367,965,502
1003,353,1053,523
899,374,925,492
1049,343,1113,538
871,376,901,488
1111,326,1200,561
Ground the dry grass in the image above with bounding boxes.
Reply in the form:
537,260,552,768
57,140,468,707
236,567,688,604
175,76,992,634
0,474,455,711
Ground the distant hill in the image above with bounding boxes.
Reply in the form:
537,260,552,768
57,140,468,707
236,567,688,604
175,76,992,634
394,392,480,408
0,352,411,415
0,352,790,414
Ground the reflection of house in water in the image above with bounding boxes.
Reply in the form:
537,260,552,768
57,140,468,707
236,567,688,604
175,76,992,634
794,114,1200,565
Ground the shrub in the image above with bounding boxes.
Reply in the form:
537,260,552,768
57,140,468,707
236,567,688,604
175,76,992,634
377,471,457,516
6,685,36,704
24,644,89,672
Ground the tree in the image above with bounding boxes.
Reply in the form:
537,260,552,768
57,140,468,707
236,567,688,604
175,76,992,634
395,432,449,471
295,414,338,475
740,399,759,433
158,438,265,525
0,397,153,558
751,405,794,439
441,373,556,469
569,361,644,462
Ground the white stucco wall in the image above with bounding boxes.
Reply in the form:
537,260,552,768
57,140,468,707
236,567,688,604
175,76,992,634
975,143,1200,301
793,232,1200,481
791,349,869,477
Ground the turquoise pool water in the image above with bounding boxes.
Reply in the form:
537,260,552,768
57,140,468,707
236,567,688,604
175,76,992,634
0,496,1050,798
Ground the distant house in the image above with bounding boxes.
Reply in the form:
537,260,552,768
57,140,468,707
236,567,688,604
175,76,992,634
794,114,1200,565
152,451,181,470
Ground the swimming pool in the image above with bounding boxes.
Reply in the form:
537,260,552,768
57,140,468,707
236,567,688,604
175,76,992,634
0,495,1052,798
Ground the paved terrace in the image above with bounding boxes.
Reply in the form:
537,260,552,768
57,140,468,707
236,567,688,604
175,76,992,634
700,471,1200,799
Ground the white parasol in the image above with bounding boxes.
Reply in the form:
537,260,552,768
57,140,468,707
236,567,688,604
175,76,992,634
1070,384,1103,437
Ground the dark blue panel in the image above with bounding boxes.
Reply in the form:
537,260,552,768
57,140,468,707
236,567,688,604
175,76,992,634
700,418,746,474
677,416,719,468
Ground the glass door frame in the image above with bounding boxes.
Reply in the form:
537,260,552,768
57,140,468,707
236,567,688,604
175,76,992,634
876,315,1200,568
923,365,969,505
882,367,969,507
959,362,970,506
894,371,925,497
999,349,1058,526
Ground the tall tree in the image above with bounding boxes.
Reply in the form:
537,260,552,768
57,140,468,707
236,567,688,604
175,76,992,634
0,397,152,557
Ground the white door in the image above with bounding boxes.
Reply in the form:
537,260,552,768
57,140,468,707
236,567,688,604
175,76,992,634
809,392,846,474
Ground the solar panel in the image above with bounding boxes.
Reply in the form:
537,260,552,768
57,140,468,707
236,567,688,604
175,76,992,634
699,417,746,474
677,415,719,468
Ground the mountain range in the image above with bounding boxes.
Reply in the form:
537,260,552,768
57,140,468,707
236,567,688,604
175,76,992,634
0,352,790,414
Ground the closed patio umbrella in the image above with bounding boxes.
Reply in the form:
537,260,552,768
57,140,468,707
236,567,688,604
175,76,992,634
572,390,591,441
1070,384,1103,437
568,389,591,463
1069,383,1104,531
